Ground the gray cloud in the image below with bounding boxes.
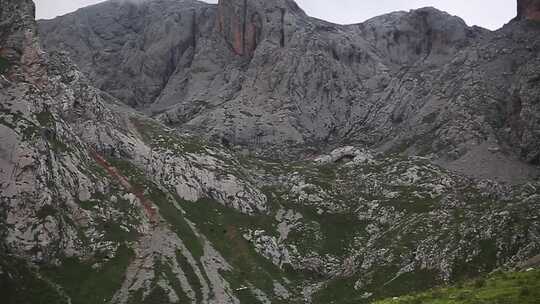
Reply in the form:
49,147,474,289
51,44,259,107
34,0,515,30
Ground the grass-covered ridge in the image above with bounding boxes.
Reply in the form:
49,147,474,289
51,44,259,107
374,268,540,304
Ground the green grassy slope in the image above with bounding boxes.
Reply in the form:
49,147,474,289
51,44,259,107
0,253,67,304
375,269,540,304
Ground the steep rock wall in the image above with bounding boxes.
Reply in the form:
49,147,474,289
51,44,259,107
0,0,47,86
217,0,262,56
517,0,540,21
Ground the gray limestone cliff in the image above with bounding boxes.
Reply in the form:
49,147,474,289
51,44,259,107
38,0,540,183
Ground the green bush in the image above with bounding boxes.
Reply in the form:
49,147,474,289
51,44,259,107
456,291,471,300
520,287,531,297
0,56,9,74
473,278,486,288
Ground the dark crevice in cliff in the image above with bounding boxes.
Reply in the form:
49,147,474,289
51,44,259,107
280,8,286,47
192,10,197,49
419,11,434,62
242,0,248,55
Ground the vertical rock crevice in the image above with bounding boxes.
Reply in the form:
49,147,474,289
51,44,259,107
241,0,248,54
280,8,286,47
192,10,198,49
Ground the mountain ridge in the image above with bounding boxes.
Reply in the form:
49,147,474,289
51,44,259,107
38,0,540,183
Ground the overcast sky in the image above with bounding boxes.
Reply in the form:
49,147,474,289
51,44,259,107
34,0,515,30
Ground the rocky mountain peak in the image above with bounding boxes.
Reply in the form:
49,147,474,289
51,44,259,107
0,0,47,87
517,0,540,21
359,6,478,66
37,0,540,183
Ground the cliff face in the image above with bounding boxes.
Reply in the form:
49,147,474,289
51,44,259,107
217,0,262,56
39,0,540,183
0,0,47,86
517,0,540,21
38,0,216,107
217,0,305,56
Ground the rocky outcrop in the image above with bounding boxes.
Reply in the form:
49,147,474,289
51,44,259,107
358,7,479,66
517,0,540,21
38,0,216,107
314,146,374,165
0,0,47,86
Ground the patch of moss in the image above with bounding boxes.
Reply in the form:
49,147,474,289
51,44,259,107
0,56,9,74
153,258,191,304
176,251,203,303
100,220,139,242
0,253,67,304
22,125,40,140
313,268,439,304
36,205,58,219
263,185,361,257
451,239,499,281
374,268,540,304
150,189,205,259
130,117,206,154
141,286,173,304
385,186,440,214
41,244,134,304
78,200,95,211
107,157,205,259
47,135,70,153
35,110,55,127
0,107,40,140
285,204,361,257
373,268,440,299
180,198,299,302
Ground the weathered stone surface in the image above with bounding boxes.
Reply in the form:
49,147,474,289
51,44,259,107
38,0,215,107
0,0,47,86
314,146,375,165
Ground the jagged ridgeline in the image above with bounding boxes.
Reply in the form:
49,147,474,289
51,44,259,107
0,0,539,304
38,0,540,183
